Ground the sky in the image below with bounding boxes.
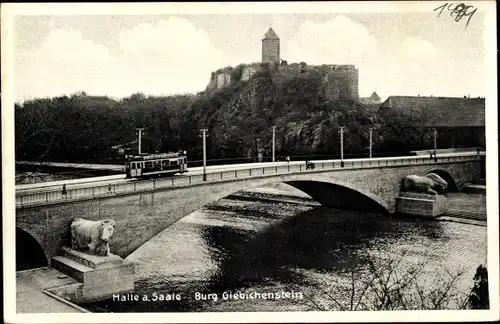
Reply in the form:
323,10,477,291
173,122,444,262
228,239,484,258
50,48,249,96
10,3,489,103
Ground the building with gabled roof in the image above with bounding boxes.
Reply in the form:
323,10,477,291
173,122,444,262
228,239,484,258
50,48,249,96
360,91,382,104
379,95,485,148
379,95,485,127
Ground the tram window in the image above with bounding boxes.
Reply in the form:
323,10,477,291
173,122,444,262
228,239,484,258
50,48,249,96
131,163,135,170
162,161,168,167
171,160,178,165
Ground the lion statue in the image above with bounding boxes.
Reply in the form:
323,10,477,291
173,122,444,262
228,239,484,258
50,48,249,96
70,218,115,256
402,173,448,195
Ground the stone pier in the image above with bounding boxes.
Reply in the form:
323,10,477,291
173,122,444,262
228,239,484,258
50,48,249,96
50,247,135,303
396,192,448,218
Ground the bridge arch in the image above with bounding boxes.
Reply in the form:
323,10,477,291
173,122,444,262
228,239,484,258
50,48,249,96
425,169,459,192
281,179,390,214
16,227,49,271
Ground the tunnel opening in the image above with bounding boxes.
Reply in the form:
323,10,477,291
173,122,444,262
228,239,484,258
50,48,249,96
16,228,48,271
426,170,459,192
285,181,389,214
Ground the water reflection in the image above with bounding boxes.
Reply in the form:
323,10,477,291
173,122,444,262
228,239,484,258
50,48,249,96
201,207,446,293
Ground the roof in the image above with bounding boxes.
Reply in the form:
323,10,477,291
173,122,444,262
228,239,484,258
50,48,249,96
370,91,380,99
263,27,279,40
127,152,183,161
379,96,485,127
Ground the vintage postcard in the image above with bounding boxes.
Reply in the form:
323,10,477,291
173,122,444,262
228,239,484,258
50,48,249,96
2,1,498,323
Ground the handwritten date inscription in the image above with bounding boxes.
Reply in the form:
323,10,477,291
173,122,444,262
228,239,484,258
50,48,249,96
434,3,477,28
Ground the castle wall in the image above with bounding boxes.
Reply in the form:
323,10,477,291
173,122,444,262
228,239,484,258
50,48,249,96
206,63,359,102
241,66,258,81
216,73,231,88
321,65,359,100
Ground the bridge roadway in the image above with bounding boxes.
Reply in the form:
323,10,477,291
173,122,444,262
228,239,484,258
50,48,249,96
16,151,484,208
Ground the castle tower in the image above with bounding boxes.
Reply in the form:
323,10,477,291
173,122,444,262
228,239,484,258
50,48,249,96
262,27,280,63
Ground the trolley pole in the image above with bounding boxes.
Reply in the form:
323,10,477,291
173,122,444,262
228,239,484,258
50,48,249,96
199,129,208,181
136,128,145,154
271,126,276,162
340,126,345,167
433,128,438,162
369,127,373,158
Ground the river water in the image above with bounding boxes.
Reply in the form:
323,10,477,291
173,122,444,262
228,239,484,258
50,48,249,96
83,184,487,312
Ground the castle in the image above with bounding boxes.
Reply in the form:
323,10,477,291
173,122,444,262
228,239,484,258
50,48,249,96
262,27,280,63
206,27,360,101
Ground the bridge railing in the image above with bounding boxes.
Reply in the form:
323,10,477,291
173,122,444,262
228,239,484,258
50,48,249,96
15,152,484,208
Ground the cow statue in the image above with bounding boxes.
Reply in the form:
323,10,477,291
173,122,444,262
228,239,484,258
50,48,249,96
70,218,115,256
401,173,448,195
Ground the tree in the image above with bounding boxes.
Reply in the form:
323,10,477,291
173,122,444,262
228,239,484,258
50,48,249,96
465,265,489,309
293,250,484,311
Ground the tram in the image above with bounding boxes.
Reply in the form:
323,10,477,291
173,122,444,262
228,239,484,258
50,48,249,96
125,151,188,179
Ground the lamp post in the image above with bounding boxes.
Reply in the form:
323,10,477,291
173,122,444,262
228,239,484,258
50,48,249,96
339,126,345,167
271,126,276,162
199,129,209,181
369,127,374,158
433,128,438,162
135,128,145,154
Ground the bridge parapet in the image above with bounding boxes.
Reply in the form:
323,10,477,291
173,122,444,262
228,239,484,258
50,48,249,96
15,152,484,209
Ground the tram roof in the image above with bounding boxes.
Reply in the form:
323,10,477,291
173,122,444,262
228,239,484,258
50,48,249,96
127,152,183,161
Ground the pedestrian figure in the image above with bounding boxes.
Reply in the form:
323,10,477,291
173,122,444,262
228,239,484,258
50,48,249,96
62,184,68,198
476,147,481,155
108,184,112,194
429,151,434,160
286,156,290,164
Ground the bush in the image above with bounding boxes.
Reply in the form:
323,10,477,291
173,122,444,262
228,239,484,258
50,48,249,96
292,250,489,311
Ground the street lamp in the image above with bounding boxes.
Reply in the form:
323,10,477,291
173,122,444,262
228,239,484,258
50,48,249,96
135,128,145,154
199,129,209,181
433,128,438,162
369,128,374,158
271,126,276,162
339,126,345,167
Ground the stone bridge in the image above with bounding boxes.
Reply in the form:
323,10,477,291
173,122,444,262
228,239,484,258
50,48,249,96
15,153,484,268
